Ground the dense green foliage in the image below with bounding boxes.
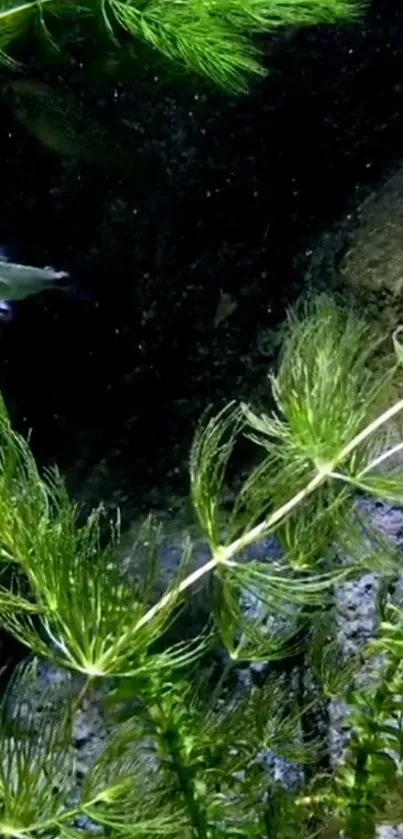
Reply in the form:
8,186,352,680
1,294,403,837
0,0,368,91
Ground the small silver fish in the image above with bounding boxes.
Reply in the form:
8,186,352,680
0,260,69,301
0,256,69,321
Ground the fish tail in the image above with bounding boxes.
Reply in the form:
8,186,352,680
43,267,70,282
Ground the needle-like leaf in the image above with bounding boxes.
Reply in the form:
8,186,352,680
0,510,202,677
0,659,77,837
0,0,368,91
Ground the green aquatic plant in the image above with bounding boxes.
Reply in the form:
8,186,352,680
0,293,403,836
0,0,368,92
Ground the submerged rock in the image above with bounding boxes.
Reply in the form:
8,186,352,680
340,165,403,297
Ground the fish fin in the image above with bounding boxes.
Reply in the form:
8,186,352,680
0,301,13,323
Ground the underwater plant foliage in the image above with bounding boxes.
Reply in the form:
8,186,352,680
1,293,403,836
0,0,368,93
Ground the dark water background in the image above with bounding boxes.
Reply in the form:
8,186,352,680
0,0,402,514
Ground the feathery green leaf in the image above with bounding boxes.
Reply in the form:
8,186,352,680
0,0,368,91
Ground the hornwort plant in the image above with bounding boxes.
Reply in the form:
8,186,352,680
1,293,403,837
0,0,367,93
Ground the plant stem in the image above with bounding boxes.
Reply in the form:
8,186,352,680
153,698,210,839
134,396,403,635
0,0,54,26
